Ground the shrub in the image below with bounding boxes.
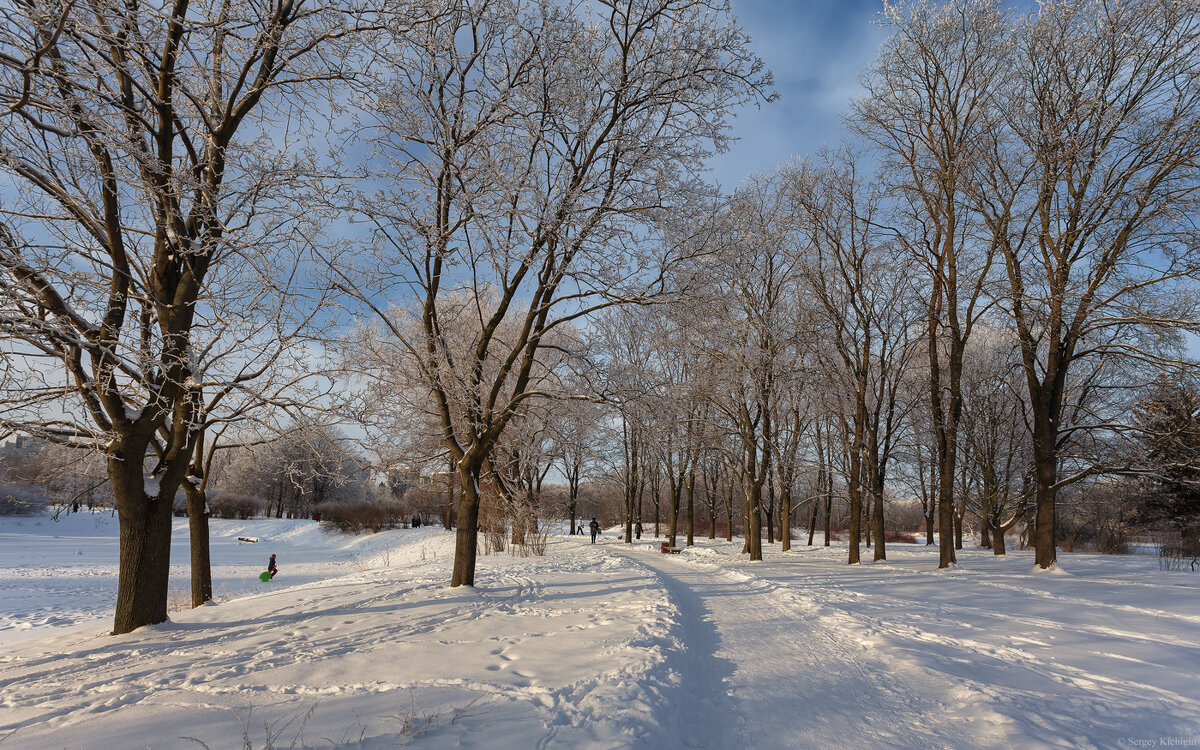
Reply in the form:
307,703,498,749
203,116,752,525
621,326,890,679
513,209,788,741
320,500,406,534
883,530,919,544
0,483,49,516
209,493,261,520
1158,529,1200,572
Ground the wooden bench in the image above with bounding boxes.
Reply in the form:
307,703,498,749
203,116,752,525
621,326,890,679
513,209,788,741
660,542,682,554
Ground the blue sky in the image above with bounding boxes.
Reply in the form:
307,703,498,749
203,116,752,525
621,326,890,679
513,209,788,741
707,0,888,189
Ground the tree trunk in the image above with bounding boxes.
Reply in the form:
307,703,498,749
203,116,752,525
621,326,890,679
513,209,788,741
847,482,861,564
925,504,935,545
872,481,886,562
746,479,763,561
807,499,817,546
781,484,791,552
668,482,680,549
1033,448,1058,568
708,484,717,540
686,471,695,547
937,461,957,566
765,499,775,545
979,487,993,549
864,500,871,548
445,457,456,530
823,491,832,548
451,463,483,587
110,448,173,635
726,481,734,542
742,489,751,554
183,482,212,608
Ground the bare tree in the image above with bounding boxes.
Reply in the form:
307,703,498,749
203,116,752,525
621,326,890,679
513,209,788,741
793,154,921,564
959,327,1031,554
704,173,805,560
854,0,1011,567
331,0,771,586
0,0,365,633
548,393,602,536
975,0,1200,568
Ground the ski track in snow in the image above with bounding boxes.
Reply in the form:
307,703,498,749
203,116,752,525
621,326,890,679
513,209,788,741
1,515,1199,749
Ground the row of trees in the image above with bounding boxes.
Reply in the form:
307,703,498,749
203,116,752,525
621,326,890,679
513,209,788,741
2,0,1198,637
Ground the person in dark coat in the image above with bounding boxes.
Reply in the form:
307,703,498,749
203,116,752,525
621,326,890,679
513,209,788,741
268,554,278,579
589,518,600,543
635,520,643,540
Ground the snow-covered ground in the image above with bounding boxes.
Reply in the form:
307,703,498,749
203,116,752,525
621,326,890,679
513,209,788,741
1,513,1198,749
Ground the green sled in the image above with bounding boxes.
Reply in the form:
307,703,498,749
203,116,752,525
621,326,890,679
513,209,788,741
259,571,271,582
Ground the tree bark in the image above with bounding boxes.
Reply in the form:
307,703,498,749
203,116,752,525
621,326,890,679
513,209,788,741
451,461,483,587
183,482,212,608
872,477,886,562
110,444,175,634
1033,442,1058,568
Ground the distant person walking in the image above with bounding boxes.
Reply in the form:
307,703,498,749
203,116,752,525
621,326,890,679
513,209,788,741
635,520,643,540
577,522,584,535
267,554,278,579
589,518,600,543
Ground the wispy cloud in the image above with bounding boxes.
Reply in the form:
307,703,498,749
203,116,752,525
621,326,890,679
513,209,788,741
709,0,888,189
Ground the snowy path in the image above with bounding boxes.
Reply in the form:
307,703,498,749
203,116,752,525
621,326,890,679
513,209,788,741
612,540,1200,749
615,543,985,748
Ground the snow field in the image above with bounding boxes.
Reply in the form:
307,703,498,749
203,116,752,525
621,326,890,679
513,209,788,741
1,514,1199,749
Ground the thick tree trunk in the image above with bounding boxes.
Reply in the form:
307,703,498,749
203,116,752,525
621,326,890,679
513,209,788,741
1033,453,1057,569
183,483,212,608
746,480,763,561
848,484,861,564
937,464,957,566
992,524,1007,555
451,464,482,587
110,450,173,635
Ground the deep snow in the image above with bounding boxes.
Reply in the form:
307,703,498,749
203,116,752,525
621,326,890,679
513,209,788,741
1,512,1198,749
